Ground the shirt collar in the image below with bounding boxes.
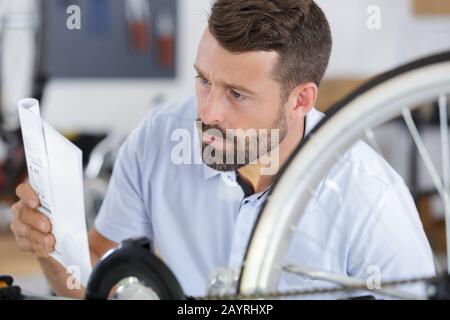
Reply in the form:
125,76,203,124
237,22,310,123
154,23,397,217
202,164,222,180
305,107,325,136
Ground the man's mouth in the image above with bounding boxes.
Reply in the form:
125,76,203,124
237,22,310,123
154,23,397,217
202,132,228,148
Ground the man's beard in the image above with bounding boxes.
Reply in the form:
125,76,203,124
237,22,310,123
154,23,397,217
196,105,288,172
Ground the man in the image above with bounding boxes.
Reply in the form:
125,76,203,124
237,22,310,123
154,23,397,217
10,0,434,298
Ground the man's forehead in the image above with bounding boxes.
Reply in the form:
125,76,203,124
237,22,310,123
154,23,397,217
195,29,279,90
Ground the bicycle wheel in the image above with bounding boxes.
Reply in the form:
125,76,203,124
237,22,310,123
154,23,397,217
239,50,450,299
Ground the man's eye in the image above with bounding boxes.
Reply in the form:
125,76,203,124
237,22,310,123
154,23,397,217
230,90,243,100
196,75,209,86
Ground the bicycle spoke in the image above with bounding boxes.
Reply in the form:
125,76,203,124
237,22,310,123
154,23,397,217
402,109,450,217
365,128,384,157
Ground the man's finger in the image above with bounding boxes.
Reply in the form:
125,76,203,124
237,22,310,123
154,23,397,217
11,201,23,218
11,218,55,248
18,205,51,233
16,236,33,252
10,219,28,238
15,183,40,209
19,223,54,247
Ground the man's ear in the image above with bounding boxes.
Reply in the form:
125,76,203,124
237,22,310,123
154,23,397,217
287,82,318,120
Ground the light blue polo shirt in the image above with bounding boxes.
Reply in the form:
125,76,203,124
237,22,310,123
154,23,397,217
95,95,435,297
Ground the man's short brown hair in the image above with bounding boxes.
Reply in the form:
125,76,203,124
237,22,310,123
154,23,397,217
208,0,332,102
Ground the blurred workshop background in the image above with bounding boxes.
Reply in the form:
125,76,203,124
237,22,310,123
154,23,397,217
0,0,449,295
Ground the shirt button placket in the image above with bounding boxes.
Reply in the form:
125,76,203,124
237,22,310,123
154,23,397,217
228,198,257,270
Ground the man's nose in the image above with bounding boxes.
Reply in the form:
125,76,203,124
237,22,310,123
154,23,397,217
199,89,226,125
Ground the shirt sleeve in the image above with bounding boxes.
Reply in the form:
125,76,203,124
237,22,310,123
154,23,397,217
94,111,157,244
347,180,436,297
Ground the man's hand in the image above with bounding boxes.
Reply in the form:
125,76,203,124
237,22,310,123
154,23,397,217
9,183,117,298
10,183,55,258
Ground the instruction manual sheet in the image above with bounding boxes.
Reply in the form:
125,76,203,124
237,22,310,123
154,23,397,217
18,98,92,287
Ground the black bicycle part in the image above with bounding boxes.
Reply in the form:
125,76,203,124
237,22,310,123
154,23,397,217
85,237,185,300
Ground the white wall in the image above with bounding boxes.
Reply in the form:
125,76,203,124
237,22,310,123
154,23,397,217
316,0,450,78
